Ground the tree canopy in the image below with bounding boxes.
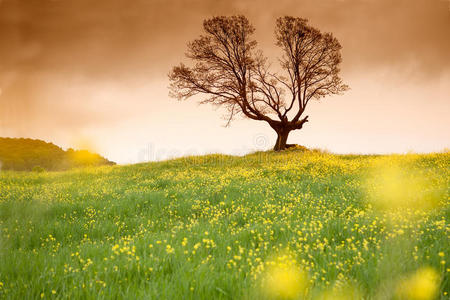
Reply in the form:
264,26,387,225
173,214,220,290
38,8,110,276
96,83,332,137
169,15,348,150
0,138,115,171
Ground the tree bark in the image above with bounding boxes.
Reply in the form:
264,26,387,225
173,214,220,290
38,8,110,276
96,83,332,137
273,129,291,151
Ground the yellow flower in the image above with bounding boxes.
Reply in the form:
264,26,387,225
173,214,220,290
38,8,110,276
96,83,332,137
166,245,175,254
364,163,441,216
261,252,308,300
264,265,307,299
396,267,440,300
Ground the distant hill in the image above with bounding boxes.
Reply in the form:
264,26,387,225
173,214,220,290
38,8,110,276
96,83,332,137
0,137,115,171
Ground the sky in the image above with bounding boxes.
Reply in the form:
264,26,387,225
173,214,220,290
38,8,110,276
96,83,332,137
0,0,449,164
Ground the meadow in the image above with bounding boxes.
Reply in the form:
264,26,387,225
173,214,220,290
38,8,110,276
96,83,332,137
0,149,448,299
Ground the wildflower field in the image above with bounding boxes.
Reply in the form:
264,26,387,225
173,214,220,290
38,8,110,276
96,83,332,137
0,150,448,299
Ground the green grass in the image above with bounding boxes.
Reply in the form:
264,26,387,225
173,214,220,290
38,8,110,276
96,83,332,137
0,150,449,299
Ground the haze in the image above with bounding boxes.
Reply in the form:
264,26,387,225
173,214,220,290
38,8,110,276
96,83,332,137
1,0,449,164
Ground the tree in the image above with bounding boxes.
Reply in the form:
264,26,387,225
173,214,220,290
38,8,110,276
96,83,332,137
169,15,348,151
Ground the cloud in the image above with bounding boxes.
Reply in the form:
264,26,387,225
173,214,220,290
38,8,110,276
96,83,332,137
0,0,448,79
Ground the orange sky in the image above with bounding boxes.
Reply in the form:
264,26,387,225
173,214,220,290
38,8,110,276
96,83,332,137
0,0,449,163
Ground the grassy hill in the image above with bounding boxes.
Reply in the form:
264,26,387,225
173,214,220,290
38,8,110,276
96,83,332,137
0,149,448,299
0,137,115,171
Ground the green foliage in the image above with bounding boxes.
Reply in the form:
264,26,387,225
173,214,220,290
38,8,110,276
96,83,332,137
0,151,448,299
0,138,115,171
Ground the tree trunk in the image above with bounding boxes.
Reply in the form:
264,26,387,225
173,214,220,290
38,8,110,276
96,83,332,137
273,129,291,151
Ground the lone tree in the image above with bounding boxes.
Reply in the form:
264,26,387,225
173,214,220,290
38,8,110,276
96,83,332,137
169,16,348,151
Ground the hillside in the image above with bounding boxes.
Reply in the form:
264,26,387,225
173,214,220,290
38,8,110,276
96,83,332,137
0,150,448,299
0,137,115,171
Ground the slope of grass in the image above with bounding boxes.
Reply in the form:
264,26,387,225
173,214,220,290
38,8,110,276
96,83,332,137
0,150,448,299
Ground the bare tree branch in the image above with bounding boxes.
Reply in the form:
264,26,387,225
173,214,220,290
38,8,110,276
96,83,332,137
169,15,348,150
